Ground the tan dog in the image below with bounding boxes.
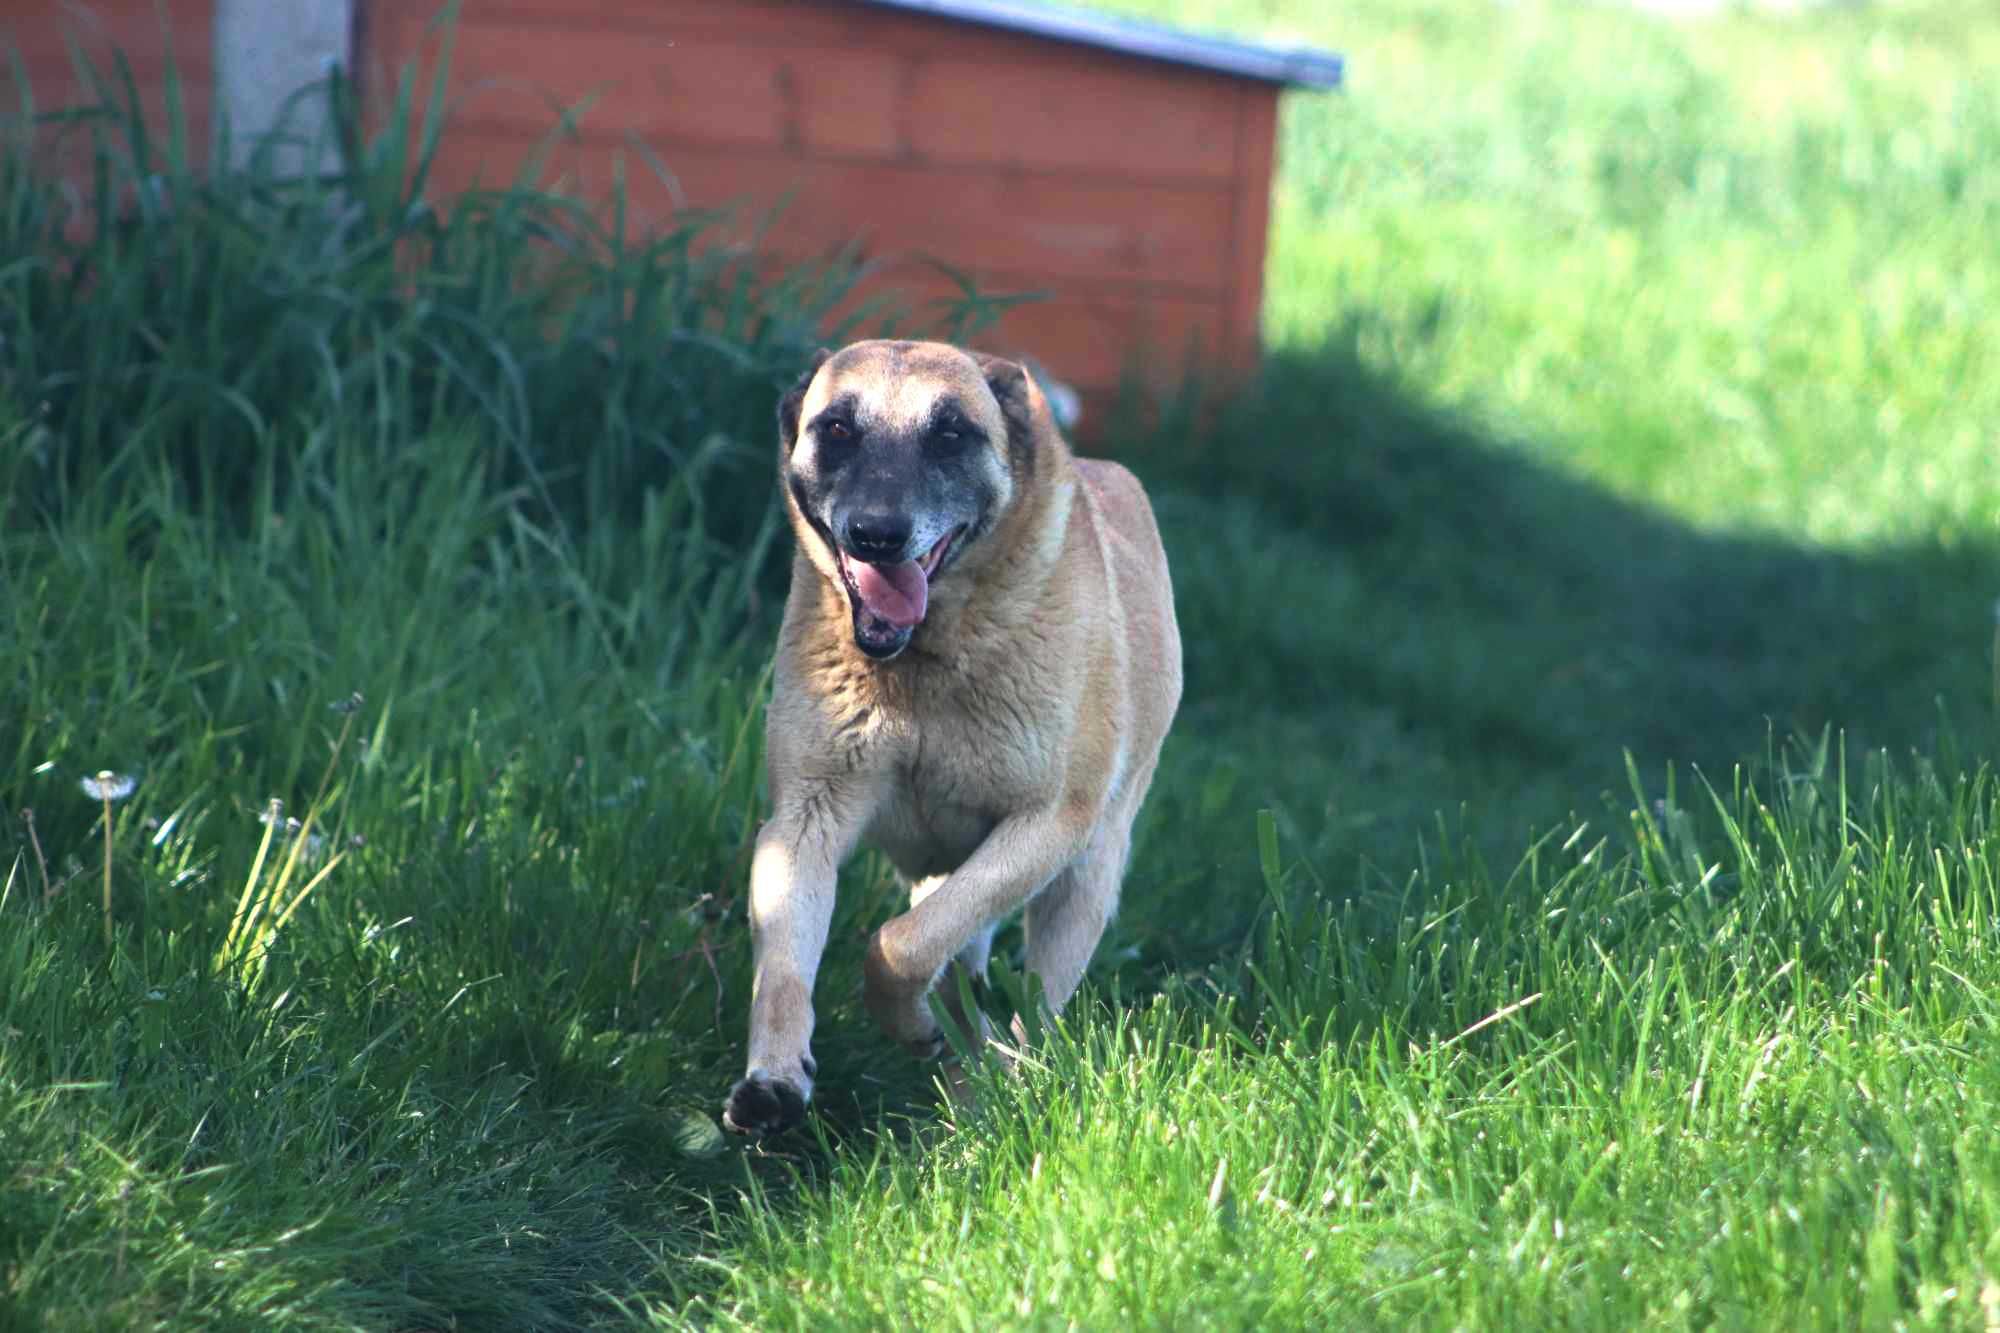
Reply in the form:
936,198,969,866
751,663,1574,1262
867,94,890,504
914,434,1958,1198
721,340,1182,1136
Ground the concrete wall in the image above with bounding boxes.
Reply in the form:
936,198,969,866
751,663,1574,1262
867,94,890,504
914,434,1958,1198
213,0,353,172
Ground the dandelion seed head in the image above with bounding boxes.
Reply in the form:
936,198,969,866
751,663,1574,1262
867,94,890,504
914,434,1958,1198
256,807,328,858
81,772,136,802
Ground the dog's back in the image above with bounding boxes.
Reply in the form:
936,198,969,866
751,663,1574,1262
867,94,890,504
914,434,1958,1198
1075,456,1181,782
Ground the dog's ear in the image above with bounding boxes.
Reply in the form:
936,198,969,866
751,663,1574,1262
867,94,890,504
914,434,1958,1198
974,353,1051,477
777,347,833,451
976,354,1031,433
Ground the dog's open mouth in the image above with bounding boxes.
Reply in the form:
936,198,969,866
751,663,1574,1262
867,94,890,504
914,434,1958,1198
838,527,961,659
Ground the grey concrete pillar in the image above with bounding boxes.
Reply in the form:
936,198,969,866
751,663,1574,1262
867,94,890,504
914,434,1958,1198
213,0,354,174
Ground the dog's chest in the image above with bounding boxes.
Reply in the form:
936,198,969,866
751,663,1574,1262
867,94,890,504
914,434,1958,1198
862,703,1047,880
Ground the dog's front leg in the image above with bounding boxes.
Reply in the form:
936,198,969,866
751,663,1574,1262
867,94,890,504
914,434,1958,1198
863,804,1093,1056
723,792,868,1136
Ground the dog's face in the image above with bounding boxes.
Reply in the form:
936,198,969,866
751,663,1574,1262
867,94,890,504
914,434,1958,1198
778,340,1034,660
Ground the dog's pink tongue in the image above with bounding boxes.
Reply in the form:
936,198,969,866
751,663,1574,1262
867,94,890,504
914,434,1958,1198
852,559,928,629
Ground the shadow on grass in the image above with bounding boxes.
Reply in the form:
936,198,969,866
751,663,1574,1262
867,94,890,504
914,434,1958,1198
1099,339,1998,963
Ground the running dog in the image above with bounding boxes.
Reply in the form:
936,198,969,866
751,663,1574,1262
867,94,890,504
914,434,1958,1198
722,339,1181,1136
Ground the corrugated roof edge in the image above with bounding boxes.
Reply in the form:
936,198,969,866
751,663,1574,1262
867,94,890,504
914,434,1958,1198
857,0,1344,89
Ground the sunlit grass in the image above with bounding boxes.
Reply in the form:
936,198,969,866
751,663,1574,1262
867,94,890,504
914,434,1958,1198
688,732,2000,1327
3,2,1999,1327
1110,0,2000,545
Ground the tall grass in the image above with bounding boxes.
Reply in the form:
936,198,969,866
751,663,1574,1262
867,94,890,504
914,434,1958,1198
1106,0,2000,546
698,749,2000,1329
4,3,2000,1328
0,36,892,1326
1,39,863,558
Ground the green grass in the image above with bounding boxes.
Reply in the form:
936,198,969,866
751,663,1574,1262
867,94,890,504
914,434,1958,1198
5,2,2000,1327
1109,0,2000,544
704,758,2000,1328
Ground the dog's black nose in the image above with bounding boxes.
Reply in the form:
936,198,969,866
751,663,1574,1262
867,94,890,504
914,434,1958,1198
844,512,913,561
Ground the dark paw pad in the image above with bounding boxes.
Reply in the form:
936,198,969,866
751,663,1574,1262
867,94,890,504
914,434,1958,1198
721,1073,807,1137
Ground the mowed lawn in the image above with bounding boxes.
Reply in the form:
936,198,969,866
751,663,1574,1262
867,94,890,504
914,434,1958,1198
4,1,1999,1328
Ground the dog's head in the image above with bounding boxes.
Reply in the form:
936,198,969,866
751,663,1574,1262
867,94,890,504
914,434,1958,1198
777,339,1048,661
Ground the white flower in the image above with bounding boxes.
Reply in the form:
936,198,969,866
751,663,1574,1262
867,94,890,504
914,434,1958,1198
258,805,327,859
81,771,136,802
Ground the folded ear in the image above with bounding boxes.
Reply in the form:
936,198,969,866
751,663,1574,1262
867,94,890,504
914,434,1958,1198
777,347,833,451
973,352,1054,476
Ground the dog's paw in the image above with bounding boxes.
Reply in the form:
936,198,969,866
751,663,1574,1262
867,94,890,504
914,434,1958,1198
867,993,944,1058
901,1026,949,1062
721,1070,808,1137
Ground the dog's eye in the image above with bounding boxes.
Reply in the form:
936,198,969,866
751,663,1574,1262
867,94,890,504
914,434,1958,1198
931,416,974,448
819,419,855,445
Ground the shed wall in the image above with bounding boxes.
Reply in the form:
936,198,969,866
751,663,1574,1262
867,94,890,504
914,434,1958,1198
366,0,1278,414
3,1,216,159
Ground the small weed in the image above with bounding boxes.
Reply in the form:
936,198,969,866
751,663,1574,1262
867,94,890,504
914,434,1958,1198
81,770,135,947
214,699,361,996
